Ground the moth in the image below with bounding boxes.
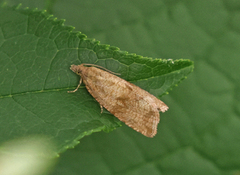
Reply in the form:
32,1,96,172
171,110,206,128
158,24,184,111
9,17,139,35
68,64,168,137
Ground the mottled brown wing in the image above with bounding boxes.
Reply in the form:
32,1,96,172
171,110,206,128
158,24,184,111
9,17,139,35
81,67,165,137
126,82,169,113
109,97,160,137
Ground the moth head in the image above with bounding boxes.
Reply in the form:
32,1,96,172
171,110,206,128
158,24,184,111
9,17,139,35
70,64,83,75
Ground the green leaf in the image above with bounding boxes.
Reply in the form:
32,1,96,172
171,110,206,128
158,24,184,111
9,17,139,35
0,5,193,155
48,0,240,174
1,0,240,175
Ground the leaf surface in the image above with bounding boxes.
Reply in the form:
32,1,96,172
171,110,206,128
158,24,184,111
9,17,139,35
0,6,193,155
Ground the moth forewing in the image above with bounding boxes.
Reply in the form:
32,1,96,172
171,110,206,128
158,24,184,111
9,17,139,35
69,64,168,137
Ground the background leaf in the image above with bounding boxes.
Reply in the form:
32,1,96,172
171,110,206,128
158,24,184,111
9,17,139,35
1,0,239,175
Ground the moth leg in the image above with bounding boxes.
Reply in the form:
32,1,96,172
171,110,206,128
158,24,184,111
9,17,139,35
100,105,103,113
68,78,82,93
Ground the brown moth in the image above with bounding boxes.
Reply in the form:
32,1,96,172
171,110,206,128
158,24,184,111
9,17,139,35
68,64,168,137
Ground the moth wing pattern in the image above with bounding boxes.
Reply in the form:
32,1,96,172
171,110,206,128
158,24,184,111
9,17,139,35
134,87,169,113
80,66,168,137
110,97,160,137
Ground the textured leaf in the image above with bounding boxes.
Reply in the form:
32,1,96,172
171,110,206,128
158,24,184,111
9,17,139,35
0,5,193,157
46,0,239,175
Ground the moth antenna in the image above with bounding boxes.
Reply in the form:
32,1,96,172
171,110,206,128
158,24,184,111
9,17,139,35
83,63,121,75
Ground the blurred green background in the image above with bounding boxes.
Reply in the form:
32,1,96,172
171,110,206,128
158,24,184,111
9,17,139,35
1,0,240,174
